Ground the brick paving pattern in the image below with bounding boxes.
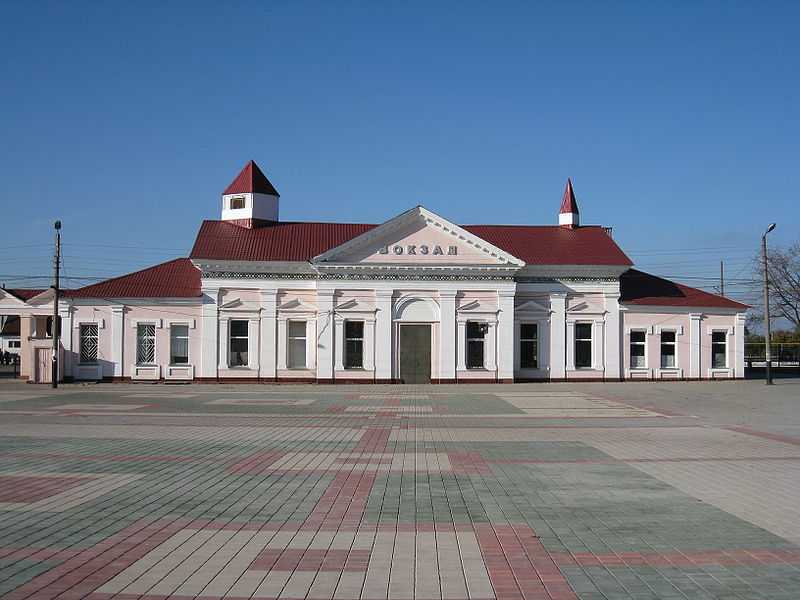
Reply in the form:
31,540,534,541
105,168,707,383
0,381,798,599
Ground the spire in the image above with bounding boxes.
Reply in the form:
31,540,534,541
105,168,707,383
558,179,580,227
223,160,280,196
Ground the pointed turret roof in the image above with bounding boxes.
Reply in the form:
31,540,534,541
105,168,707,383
559,179,579,215
223,160,280,196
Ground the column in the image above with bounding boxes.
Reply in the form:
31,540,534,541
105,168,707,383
316,290,335,382
364,315,376,371
497,291,515,382
485,322,497,373
276,316,287,370
439,291,457,382
550,294,567,379
111,305,124,378
689,313,702,378
334,315,345,371
375,290,393,381
200,290,219,378
260,291,277,379
603,292,621,380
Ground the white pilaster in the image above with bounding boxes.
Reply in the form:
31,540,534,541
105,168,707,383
217,318,229,370
375,291,393,381
734,312,746,378
111,305,124,378
439,291,457,381
497,291,515,381
247,318,260,371
316,290,335,380
485,322,497,373
550,294,567,378
364,316,375,371
260,291,277,378
276,316,287,370
456,319,467,372
200,290,219,378
59,304,73,378
689,313,702,378
604,292,620,379
334,315,345,371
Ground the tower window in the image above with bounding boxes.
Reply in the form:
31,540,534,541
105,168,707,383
230,196,246,209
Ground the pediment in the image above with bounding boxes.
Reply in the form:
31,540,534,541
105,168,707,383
276,298,316,312
0,289,30,306
566,301,606,315
334,298,377,313
515,299,551,314
456,300,499,314
219,298,261,311
311,206,524,267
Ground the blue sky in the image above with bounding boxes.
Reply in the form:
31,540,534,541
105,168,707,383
1,0,798,311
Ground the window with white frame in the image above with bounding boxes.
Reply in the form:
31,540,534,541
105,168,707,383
574,323,593,368
711,331,727,368
9,340,20,349
229,320,249,367
230,196,246,209
520,323,538,369
136,324,156,365
466,321,487,369
660,331,676,368
344,320,364,369
79,324,98,364
630,330,646,368
170,325,189,365
288,321,307,368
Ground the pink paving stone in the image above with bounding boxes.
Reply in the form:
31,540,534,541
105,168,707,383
0,475,96,503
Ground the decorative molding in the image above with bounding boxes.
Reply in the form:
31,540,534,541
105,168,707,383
514,299,551,314
276,298,317,312
203,271,515,281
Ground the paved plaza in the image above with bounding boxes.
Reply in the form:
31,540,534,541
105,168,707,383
0,380,798,600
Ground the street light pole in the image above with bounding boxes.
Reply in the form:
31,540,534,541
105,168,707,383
762,223,776,385
51,220,61,389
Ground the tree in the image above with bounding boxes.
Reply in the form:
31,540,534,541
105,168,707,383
755,241,800,329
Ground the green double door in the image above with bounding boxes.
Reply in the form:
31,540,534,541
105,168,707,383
399,324,431,384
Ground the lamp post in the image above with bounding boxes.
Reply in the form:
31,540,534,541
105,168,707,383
762,222,776,385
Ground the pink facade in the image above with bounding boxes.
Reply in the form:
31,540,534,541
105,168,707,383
0,162,749,384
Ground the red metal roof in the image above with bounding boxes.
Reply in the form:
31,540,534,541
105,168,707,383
66,258,201,299
223,160,280,196
620,269,749,309
189,220,633,266
559,179,579,214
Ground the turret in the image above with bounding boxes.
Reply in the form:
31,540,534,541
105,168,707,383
221,160,280,227
558,179,580,228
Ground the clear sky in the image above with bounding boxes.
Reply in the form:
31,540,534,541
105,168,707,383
1,0,798,313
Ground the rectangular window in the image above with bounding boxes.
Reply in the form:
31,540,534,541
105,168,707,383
9,340,20,348
630,330,646,368
79,324,98,364
712,331,727,368
660,331,676,368
466,321,486,369
520,323,538,369
288,321,307,368
230,196,246,209
229,320,249,367
344,320,364,369
170,325,189,364
575,323,592,368
137,324,156,364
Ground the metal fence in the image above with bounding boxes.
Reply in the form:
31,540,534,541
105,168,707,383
744,343,800,369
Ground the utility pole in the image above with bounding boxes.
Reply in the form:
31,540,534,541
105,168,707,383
719,261,724,297
51,220,61,388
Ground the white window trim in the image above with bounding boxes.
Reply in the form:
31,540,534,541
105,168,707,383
334,314,377,372
566,318,604,371
708,327,734,376
626,327,650,377
515,319,546,372
656,328,682,377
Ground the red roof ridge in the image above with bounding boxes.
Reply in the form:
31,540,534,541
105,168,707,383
223,160,280,196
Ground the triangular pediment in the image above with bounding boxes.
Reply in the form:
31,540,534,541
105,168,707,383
276,298,316,312
0,289,30,306
566,301,606,315
456,300,499,314
334,298,377,313
311,206,524,267
515,299,551,314
219,298,261,311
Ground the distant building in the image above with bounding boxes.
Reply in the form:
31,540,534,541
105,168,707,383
0,315,21,356
0,161,748,383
